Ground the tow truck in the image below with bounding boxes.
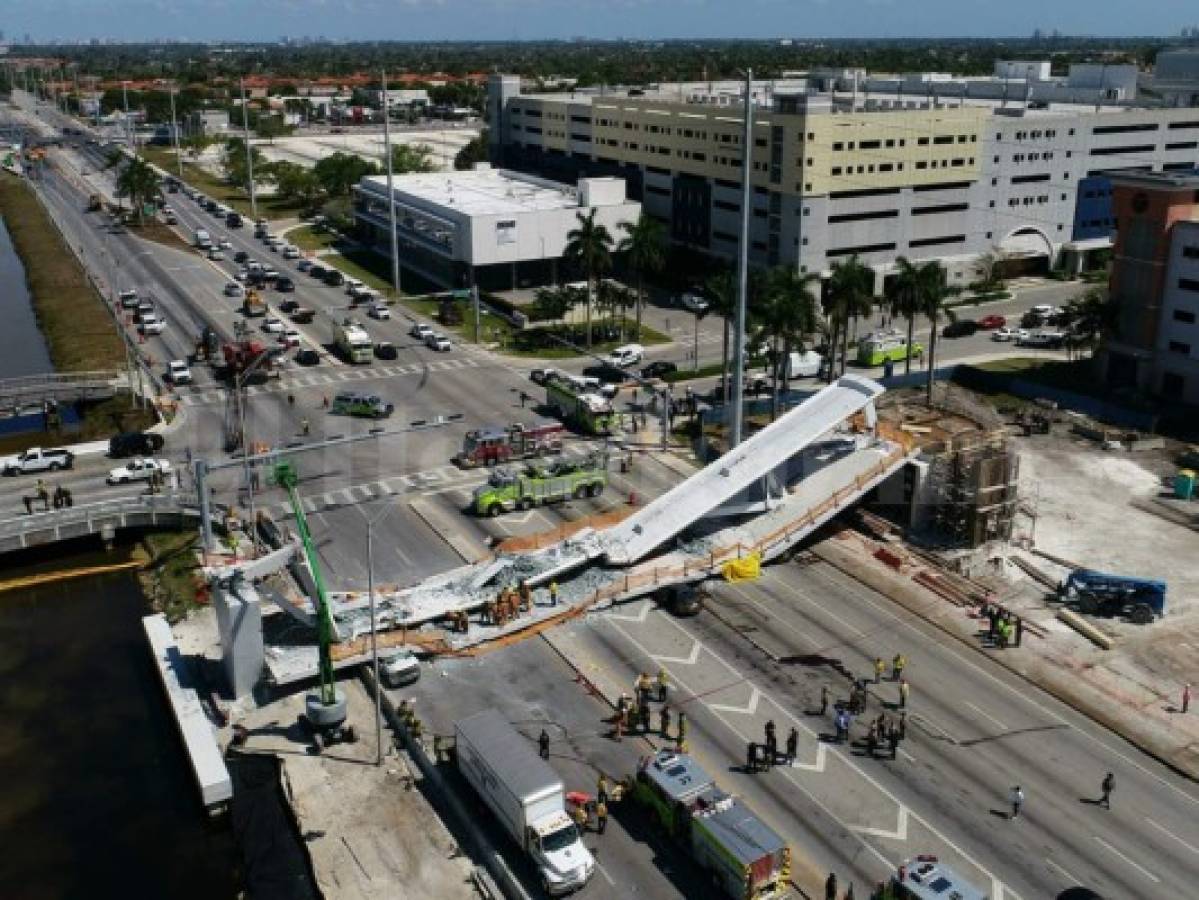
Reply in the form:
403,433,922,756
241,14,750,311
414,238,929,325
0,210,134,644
472,452,607,517
453,420,565,468
241,288,267,318
628,749,790,900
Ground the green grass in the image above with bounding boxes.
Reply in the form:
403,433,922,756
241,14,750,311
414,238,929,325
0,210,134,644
137,530,204,624
139,146,302,221
287,224,339,253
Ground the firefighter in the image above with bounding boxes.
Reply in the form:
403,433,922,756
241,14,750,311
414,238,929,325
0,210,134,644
595,800,608,835
538,729,550,759
659,705,672,739
764,720,777,765
639,701,651,733
301,417,310,436
549,581,559,607
898,678,910,710
635,672,652,707
892,653,907,682
786,727,798,765
572,802,589,832
676,711,688,750
873,657,886,684
657,667,669,702
746,741,759,774
597,774,609,806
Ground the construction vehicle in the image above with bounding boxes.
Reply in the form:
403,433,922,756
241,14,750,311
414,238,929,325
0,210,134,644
1058,569,1167,624
454,709,595,896
333,317,372,364
219,331,278,384
453,420,565,468
241,288,267,318
472,453,607,517
545,376,616,435
629,749,790,900
86,193,103,212
274,460,357,751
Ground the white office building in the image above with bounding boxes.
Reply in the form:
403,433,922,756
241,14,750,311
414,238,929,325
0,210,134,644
353,164,640,291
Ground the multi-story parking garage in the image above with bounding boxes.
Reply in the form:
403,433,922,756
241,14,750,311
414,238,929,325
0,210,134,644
486,71,1199,291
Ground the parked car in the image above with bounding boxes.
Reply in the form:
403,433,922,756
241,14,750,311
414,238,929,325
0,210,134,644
1017,329,1067,349
275,276,296,292
295,347,321,366
529,367,559,385
374,341,398,360
976,314,1007,330
641,360,678,379
367,302,390,320
107,457,172,485
410,322,434,341
941,319,979,338
166,360,192,384
345,278,367,297
425,332,452,352
109,431,164,458
218,238,232,250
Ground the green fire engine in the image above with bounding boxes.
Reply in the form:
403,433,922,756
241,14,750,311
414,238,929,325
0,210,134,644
472,453,608,517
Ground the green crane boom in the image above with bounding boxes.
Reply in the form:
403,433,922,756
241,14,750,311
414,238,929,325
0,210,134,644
273,459,338,707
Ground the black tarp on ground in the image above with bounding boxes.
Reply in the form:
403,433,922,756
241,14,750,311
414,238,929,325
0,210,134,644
226,751,320,900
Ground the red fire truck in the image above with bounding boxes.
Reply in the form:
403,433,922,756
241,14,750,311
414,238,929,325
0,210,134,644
453,420,566,468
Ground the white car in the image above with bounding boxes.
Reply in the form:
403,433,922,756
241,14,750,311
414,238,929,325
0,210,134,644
367,302,391,320
991,326,1026,342
218,238,233,249
1029,304,1055,317
118,289,139,309
605,343,644,367
425,332,452,352
107,457,172,485
283,245,300,259
234,268,249,282
279,328,301,348
410,322,434,340
345,278,367,297
166,360,192,384
678,292,709,313
262,267,280,280
138,314,166,335
224,282,244,298
262,317,284,334
207,247,225,261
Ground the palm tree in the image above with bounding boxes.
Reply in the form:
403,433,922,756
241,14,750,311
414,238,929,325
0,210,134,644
825,255,875,381
616,213,665,340
563,208,614,348
890,256,923,375
115,157,160,224
916,260,962,406
1059,287,1117,359
759,267,820,419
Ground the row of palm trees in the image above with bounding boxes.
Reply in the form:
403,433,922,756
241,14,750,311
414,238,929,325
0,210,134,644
563,206,965,411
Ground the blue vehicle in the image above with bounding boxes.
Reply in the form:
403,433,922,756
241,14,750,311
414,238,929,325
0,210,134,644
1058,569,1167,624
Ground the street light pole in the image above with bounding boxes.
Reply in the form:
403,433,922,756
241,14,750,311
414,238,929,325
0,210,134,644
121,81,133,148
730,68,753,448
364,494,399,766
240,78,257,218
381,68,402,297
168,83,184,181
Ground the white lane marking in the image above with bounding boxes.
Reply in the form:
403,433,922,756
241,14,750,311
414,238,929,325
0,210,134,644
1093,836,1161,883
631,611,1010,894
605,600,654,624
851,806,908,841
1145,817,1199,857
709,686,761,715
964,702,1007,732
593,860,616,887
1045,857,1082,886
652,639,703,667
808,565,1199,808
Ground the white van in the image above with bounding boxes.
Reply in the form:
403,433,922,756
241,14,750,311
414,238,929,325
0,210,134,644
193,229,210,247
785,350,823,379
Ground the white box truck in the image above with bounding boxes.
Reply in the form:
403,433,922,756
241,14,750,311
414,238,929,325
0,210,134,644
455,709,595,896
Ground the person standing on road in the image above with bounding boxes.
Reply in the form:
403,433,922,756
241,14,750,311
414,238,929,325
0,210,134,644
825,872,838,900
1010,785,1025,820
538,729,550,759
301,417,310,436
764,720,777,764
820,685,829,716
597,774,609,806
1015,616,1024,647
873,657,885,684
676,711,687,750
1100,772,1114,809
786,727,798,765
657,667,669,702
898,678,910,710
888,724,900,760
549,581,559,607
659,706,671,739
595,800,608,834
892,654,906,682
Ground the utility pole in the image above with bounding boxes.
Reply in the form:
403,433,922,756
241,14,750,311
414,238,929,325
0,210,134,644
121,81,133,148
240,78,257,218
381,69,402,296
168,83,184,181
730,68,753,448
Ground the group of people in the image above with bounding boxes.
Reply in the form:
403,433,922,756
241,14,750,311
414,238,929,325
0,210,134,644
21,479,73,515
481,581,534,627
982,604,1024,649
746,719,800,773
613,670,680,744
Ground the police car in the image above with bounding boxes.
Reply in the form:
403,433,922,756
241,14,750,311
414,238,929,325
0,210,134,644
890,855,987,900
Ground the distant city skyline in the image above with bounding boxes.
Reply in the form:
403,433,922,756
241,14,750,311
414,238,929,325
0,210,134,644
1,0,1197,44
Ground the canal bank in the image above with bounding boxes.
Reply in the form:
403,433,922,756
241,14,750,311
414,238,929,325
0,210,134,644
0,554,238,899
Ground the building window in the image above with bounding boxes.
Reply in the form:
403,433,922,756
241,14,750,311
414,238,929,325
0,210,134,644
1179,278,1199,293
1183,246,1199,260
1168,340,1192,355
1173,309,1197,324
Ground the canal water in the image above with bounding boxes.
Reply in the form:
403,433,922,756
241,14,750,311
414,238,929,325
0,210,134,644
0,563,237,899
0,213,54,378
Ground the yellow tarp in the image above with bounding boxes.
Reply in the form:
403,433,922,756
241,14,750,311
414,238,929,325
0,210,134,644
721,552,761,582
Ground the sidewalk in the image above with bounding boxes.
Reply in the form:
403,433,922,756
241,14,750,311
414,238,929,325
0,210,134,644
815,529,1199,781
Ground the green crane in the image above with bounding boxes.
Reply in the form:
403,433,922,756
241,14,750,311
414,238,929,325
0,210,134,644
273,459,349,735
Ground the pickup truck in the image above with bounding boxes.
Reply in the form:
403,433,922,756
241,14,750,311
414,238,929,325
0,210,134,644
455,710,595,895
2,447,75,476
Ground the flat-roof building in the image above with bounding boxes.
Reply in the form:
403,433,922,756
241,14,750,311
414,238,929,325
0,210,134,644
352,164,640,291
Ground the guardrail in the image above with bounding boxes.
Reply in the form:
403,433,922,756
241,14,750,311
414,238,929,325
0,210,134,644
0,491,202,552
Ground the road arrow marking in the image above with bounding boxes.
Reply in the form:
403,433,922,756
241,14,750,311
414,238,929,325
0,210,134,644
651,639,702,666
788,742,827,773
850,806,908,842
710,686,761,715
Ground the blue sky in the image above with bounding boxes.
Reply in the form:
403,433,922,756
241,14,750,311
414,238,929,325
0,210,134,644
3,0,1196,42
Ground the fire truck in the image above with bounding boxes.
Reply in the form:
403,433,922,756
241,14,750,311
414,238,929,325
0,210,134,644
453,420,566,468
